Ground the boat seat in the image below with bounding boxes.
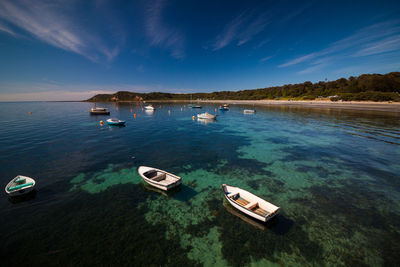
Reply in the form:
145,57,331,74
143,170,157,178
14,177,26,183
253,207,269,216
8,182,34,191
235,197,250,206
244,201,258,210
151,173,166,182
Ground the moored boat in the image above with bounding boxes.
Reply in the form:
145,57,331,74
138,166,182,191
90,107,110,115
197,112,217,120
190,105,202,108
106,118,126,126
144,105,155,110
5,175,36,196
219,105,229,111
222,184,279,222
244,109,256,114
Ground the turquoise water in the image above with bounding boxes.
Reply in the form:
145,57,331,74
0,102,399,266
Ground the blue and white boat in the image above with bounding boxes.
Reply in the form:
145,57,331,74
106,118,126,126
219,104,229,111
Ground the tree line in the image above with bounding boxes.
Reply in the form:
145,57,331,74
86,72,400,102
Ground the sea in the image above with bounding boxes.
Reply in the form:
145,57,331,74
0,101,399,266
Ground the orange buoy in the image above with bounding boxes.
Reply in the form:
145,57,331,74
192,116,195,120
100,120,103,125
134,113,137,118
29,112,32,115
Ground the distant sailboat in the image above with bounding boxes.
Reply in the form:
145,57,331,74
189,94,201,108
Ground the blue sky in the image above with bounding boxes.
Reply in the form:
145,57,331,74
0,0,400,100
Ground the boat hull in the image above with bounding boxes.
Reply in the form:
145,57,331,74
106,121,126,126
90,111,110,115
222,184,279,223
138,166,182,191
197,113,217,120
5,176,36,197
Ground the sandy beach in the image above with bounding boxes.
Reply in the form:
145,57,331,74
145,99,400,113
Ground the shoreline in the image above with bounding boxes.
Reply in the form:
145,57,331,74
144,99,400,113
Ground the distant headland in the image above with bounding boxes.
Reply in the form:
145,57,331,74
86,72,400,102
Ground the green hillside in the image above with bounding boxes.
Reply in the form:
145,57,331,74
86,72,400,102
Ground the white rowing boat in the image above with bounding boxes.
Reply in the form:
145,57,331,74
243,109,256,114
222,184,279,222
138,166,182,191
144,105,155,110
197,112,216,120
5,175,36,196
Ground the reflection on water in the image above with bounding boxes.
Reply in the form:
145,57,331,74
197,118,217,125
0,101,399,266
8,190,37,204
145,110,155,115
223,199,266,230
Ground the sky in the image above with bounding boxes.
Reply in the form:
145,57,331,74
0,0,400,101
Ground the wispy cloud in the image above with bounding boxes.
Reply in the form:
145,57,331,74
145,0,185,59
279,4,310,24
259,55,273,62
279,20,400,68
297,63,328,75
0,0,120,62
212,10,270,51
353,34,400,57
237,14,270,46
253,38,270,49
0,22,17,37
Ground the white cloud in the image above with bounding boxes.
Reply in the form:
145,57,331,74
145,0,185,59
212,10,270,51
259,55,273,62
0,22,17,36
279,20,400,68
297,63,328,75
0,0,120,62
353,34,400,57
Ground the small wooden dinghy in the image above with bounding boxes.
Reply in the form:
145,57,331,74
5,175,36,196
106,118,126,126
138,166,182,191
222,184,279,222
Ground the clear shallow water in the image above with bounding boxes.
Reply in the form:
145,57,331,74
0,102,399,266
